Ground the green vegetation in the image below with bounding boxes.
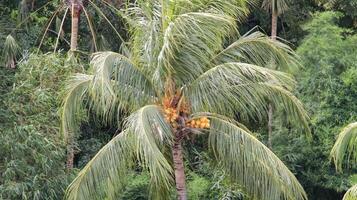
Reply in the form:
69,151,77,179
0,1,357,200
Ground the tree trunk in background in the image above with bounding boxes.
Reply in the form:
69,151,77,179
66,145,74,169
268,11,278,149
31,0,35,10
66,1,81,169
271,11,278,39
172,135,187,200
70,1,81,51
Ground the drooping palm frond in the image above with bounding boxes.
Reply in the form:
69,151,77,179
54,8,69,52
257,83,310,133
199,113,307,200
121,1,251,88
125,105,174,199
82,6,98,52
61,73,92,141
330,122,357,172
65,105,174,199
88,52,157,120
262,0,290,15
213,31,300,72
187,63,291,114
65,131,135,200
3,35,20,68
157,12,237,85
343,184,357,200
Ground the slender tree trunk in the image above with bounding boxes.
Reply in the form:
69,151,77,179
31,0,35,10
271,11,278,39
268,11,278,149
66,145,74,169
172,134,187,200
70,1,81,51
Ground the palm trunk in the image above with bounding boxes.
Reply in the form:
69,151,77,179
268,12,277,149
70,2,81,51
172,134,187,200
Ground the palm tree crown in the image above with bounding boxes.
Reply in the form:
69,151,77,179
262,0,289,16
62,1,310,199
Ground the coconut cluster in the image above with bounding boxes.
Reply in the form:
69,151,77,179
164,107,179,123
186,117,210,129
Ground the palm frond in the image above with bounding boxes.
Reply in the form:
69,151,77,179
54,8,69,52
200,113,307,200
343,184,357,200
65,131,135,200
330,122,357,172
88,51,157,121
169,0,250,20
262,0,290,15
125,105,174,199
3,35,20,68
213,31,300,72
65,104,174,199
257,83,310,133
186,62,298,119
157,12,236,85
61,73,92,141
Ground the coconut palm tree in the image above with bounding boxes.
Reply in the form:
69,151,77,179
262,0,289,39
38,0,125,53
330,122,357,200
61,1,310,199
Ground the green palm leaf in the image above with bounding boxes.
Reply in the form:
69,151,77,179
172,0,250,19
187,62,309,134
330,122,357,172
199,113,307,200
213,31,300,72
88,52,157,119
158,12,236,85
125,105,174,199
65,131,135,200
66,105,174,199
61,73,92,141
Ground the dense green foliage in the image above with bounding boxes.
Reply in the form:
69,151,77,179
0,0,357,200
271,11,357,200
0,53,80,199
